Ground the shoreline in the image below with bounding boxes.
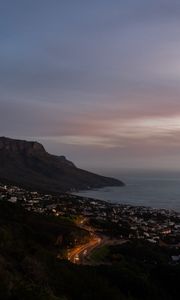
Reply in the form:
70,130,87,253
73,183,180,213
1,181,180,247
71,192,180,215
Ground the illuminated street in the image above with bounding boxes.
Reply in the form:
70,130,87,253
68,236,101,264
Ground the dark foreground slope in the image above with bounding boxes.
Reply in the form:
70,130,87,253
0,201,180,300
0,137,124,192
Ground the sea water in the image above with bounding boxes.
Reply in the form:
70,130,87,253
74,170,180,212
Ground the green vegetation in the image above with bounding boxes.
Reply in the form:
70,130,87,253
90,245,109,262
106,240,175,265
0,201,180,300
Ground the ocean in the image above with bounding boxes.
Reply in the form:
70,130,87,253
74,170,180,212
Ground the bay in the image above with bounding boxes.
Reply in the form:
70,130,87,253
74,171,180,212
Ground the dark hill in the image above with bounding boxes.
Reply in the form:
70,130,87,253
0,137,124,192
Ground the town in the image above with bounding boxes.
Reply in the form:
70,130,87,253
1,182,180,253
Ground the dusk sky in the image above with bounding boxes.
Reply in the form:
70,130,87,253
1,0,180,172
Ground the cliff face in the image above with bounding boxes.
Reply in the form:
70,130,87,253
0,137,46,155
0,137,124,192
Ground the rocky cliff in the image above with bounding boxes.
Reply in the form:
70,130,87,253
0,137,124,192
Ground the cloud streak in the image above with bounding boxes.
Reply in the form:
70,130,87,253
1,0,180,170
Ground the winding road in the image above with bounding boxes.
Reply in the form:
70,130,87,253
67,219,127,264
68,236,102,264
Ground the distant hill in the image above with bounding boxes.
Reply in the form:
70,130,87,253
0,137,124,193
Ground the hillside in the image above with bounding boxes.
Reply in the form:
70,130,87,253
0,201,88,299
0,137,124,193
0,201,180,300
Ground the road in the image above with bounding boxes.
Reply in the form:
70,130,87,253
67,218,103,264
67,218,127,264
68,236,102,264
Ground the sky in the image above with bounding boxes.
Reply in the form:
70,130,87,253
1,0,180,173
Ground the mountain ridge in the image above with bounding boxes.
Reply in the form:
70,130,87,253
0,137,124,193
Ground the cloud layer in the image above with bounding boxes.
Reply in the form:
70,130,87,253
1,0,180,171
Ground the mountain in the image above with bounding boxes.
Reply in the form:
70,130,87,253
0,137,124,192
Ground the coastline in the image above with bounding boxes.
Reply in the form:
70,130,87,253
73,177,180,212
1,181,180,250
